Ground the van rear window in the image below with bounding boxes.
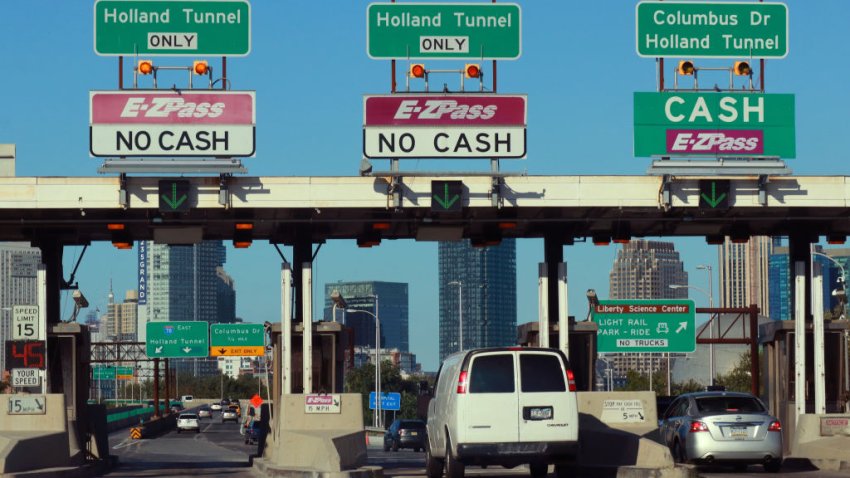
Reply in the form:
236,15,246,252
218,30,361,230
469,354,515,393
520,354,566,392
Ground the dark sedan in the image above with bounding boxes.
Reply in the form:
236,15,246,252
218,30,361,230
384,419,427,452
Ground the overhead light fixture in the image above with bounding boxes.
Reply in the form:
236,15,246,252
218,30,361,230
706,235,724,245
592,235,610,246
827,233,846,245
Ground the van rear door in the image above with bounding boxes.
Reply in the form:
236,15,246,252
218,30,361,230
517,352,578,443
459,352,520,443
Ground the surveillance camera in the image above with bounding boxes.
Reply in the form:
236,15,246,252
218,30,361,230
72,290,89,308
359,158,373,176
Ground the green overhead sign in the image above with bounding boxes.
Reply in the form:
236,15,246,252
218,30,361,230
146,321,209,358
367,3,521,59
94,0,251,56
594,300,696,354
633,92,795,158
636,1,788,58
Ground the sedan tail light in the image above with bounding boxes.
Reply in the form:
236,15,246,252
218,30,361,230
768,420,782,432
689,420,709,433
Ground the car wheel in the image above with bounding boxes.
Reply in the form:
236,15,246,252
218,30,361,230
529,462,548,478
445,439,464,478
554,464,573,478
425,441,444,478
392,440,399,452
764,460,782,473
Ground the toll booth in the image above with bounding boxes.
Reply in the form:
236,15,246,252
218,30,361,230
759,319,850,454
517,318,598,391
268,321,351,398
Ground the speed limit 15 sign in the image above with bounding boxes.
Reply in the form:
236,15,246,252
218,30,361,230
12,305,38,340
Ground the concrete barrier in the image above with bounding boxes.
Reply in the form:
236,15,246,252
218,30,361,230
576,392,686,477
0,394,82,474
255,394,379,477
789,413,850,470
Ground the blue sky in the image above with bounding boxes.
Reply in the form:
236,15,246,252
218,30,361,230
1,1,847,371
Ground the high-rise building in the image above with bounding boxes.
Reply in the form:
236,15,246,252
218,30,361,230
718,237,772,315
107,290,139,342
438,239,517,362
140,241,228,324
609,240,688,300
0,243,41,374
322,281,409,352
605,240,687,383
138,240,231,377
768,242,850,321
216,267,236,324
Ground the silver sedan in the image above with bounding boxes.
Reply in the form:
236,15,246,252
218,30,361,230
659,391,782,472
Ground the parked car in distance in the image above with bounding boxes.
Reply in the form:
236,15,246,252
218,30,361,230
177,413,200,433
426,347,580,478
221,406,239,423
384,419,427,452
169,401,183,413
244,420,266,445
659,391,782,472
197,406,212,419
210,402,223,411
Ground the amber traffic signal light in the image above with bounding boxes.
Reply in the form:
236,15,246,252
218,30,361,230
677,60,695,76
464,64,481,79
193,60,209,75
409,64,426,78
733,61,752,76
137,60,153,75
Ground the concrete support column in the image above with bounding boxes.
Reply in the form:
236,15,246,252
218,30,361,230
541,235,564,348
302,262,313,394
281,263,292,395
789,232,814,417
35,241,64,394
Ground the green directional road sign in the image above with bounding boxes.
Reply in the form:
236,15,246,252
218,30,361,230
431,181,462,212
94,0,251,56
146,321,209,358
209,324,265,357
367,3,521,59
633,92,795,158
699,180,731,210
159,180,190,213
92,366,115,380
594,300,696,353
636,2,788,58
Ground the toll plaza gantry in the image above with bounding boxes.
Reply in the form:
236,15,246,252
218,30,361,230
1,172,849,471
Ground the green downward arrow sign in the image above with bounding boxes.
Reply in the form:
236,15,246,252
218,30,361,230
700,182,727,208
161,183,188,210
433,183,460,210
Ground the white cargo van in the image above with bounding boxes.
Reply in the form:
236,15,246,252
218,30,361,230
425,347,579,478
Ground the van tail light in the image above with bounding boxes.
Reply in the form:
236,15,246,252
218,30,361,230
689,420,709,433
566,369,576,392
456,371,469,394
768,420,782,432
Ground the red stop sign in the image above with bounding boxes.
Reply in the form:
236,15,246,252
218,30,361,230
250,393,263,409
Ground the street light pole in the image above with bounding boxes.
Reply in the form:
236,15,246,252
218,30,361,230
346,303,381,428
449,281,463,352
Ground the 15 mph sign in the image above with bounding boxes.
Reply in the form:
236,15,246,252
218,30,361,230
90,91,255,157
363,94,526,158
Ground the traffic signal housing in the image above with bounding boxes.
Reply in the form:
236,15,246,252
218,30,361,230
137,60,154,75
733,61,752,76
464,64,481,79
409,64,426,79
677,60,695,76
193,60,209,75
108,223,132,249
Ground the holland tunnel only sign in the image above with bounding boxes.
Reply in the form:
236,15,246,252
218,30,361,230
89,91,256,157
363,94,527,158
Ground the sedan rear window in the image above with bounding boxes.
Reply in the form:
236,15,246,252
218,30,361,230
179,414,198,419
695,396,765,414
400,420,426,429
520,354,566,392
469,354,515,393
